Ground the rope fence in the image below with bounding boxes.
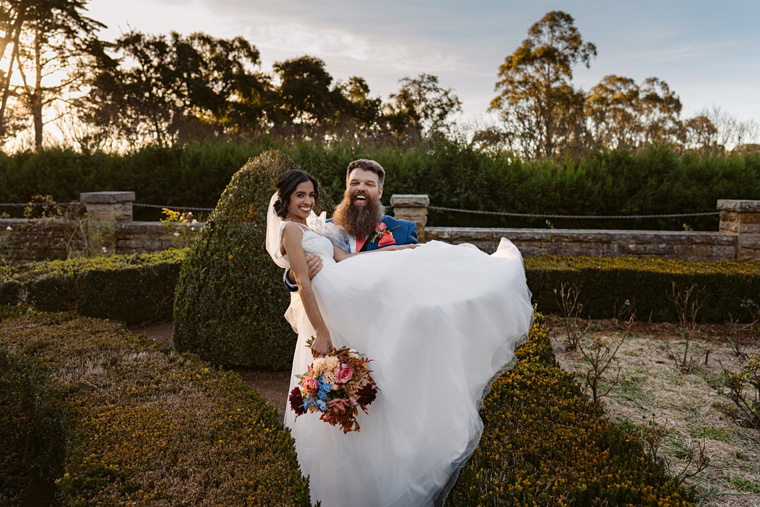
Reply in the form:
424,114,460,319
0,202,215,212
0,201,720,220
427,206,720,220
132,203,215,212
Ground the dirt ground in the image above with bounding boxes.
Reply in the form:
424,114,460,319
546,316,760,507
132,319,760,505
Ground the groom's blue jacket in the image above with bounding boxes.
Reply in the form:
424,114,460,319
284,216,418,291
356,216,418,251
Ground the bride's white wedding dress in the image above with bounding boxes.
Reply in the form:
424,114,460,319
282,225,533,507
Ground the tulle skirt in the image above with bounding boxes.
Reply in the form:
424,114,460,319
284,240,533,506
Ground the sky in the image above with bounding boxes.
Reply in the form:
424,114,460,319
86,0,760,131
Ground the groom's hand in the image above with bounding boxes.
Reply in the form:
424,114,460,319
285,255,322,287
306,254,323,280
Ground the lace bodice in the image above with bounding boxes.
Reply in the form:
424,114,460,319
281,222,336,265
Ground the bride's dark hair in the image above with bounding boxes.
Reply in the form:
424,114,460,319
274,169,320,218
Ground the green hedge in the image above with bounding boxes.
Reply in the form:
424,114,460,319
2,141,759,229
449,314,695,506
4,248,757,366
0,312,311,505
173,151,336,371
1,310,696,505
0,249,186,325
525,255,760,323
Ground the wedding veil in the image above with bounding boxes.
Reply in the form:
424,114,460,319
265,192,290,268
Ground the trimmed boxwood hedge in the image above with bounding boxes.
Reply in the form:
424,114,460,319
525,255,760,323
0,311,311,505
0,249,186,325
1,310,695,505
173,150,334,371
448,313,695,506
3,247,758,369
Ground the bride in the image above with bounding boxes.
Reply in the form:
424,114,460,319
266,168,533,506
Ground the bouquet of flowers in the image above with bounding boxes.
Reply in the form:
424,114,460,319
289,342,379,433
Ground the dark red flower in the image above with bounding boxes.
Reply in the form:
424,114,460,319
289,387,306,416
356,383,377,407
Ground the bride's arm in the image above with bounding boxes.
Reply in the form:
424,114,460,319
332,244,416,262
282,223,333,356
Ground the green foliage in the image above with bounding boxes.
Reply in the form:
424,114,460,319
1,141,758,229
0,312,311,505
83,30,269,146
173,150,334,370
526,255,760,323
4,246,755,339
448,315,694,506
716,353,760,429
386,73,462,138
0,279,20,305
0,249,186,325
0,350,68,506
491,10,597,159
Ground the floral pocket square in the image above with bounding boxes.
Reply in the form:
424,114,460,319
378,233,396,246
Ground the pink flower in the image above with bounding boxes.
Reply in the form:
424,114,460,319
328,398,351,413
337,364,354,384
303,377,318,394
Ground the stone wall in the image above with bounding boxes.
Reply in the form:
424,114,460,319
425,227,737,260
0,218,185,261
392,196,759,261
2,193,759,262
0,192,187,261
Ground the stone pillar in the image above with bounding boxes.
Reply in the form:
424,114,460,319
718,199,760,261
80,191,135,222
79,192,135,254
390,194,430,241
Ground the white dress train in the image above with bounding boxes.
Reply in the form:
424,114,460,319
283,227,533,507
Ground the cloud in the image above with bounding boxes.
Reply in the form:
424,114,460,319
246,22,462,73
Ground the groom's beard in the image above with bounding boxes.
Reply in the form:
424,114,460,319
332,195,385,240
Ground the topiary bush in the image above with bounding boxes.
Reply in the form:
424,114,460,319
173,150,333,370
0,312,311,505
448,313,695,506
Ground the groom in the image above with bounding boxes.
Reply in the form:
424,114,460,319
284,159,418,289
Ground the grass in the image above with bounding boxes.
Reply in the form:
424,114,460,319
730,476,760,494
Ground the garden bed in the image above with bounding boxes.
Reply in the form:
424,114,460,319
549,317,760,506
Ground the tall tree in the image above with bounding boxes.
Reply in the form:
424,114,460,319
334,76,382,132
271,55,338,125
82,31,269,145
684,114,719,153
585,75,686,151
491,10,597,159
1,0,30,142
700,106,759,151
585,74,640,150
385,73,462,140
638,77,682,146
10,0,104,149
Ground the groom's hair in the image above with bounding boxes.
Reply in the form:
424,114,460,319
274,169,319,218
346,159,385,188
